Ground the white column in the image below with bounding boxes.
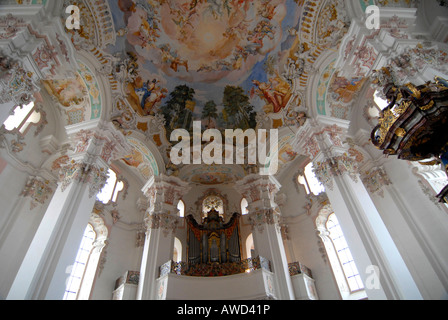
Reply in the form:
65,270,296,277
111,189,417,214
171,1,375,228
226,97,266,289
0,101,17,126
6,121,129,300
7,161,108,300
362,163,448,299
236,174,295,300
137,175,190,300
0,175,55,297
313,154,422,300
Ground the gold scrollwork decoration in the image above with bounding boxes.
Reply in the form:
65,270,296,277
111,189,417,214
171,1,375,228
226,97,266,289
419,100,435,111
395,128,407,137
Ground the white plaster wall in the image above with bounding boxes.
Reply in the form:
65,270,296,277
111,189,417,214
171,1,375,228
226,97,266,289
276,159,341,299
163,269,271,300
285,214,341,300
90,223,143,300
89,165,146,300
0,164,43,299
381,160,448,298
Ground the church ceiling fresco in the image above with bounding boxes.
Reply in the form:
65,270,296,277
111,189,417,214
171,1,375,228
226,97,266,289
105,0,306,137
58,0,354,181
179,164,245,185
42,60,102,125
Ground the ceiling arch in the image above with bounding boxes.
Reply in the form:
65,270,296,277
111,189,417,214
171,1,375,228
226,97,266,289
121,131,165,181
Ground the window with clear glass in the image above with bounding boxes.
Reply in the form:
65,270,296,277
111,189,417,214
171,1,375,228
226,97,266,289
241,198,248,215
96,169,124,204
63,224,96,300
173,237,182,262
3,102,42,134
177,200,185,217
298,162,325,196
202,195,224,218
366,89,390,119
327,214,364,292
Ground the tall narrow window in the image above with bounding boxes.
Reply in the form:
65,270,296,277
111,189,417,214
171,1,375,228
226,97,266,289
298,162,325,196
177,200,185,217
246,233,254,259
316,205,367,300
64,224,95,300
96,169,124,204
327,213,365,293
374,89,389,111
241,198,248,215
367,89,390,119
173,237,182,262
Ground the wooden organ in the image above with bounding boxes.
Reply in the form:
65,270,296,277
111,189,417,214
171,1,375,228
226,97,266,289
186,209,242,266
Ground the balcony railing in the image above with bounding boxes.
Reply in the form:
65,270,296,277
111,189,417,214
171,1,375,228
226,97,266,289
159,256,271,278
288,262,313,279
114,271,140,290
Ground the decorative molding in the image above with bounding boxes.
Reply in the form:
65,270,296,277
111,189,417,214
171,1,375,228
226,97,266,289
110,209,121,225
135,224,146,248
293,122,347,161
361,167,392,198
67,121,131,165
142,174,191,214
0,52,39,107
141,174,191,234
58,160,108,198
248,208,280,233
20,175,55,210
144,212,178,236
313,153,359,191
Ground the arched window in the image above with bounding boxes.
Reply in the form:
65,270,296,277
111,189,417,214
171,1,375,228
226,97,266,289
64,224,95,300
173,237,182,262
316,205,367,300
202,195,224,218
3,101,42,135
177,200,185,218
96,169,124,204
366,89,390,119
298,162,325,196
64,214,108,300
327,214,364,293
373,89,389,111
241,198,249,215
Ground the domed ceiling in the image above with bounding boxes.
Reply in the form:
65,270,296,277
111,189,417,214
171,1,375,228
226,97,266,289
106,0,305,134
59,0,352,183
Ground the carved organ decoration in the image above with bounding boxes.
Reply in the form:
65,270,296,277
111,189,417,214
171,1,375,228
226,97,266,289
186,210,241,267
371,72,448,203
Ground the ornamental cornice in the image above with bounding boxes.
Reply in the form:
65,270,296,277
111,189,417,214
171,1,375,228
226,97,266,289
360,166,392,198
0,52,39,107
58,160,108,198
20,175,56,210
313,153,360,191
248,208,280,233
144,211,178,236
66,120,131,167
142,174,190,204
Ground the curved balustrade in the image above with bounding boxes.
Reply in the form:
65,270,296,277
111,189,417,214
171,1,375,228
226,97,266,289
159,256,271,278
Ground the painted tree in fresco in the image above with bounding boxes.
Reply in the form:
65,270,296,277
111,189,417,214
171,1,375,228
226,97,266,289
160,84,196,134
222,85,257,130
201,100,218,129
